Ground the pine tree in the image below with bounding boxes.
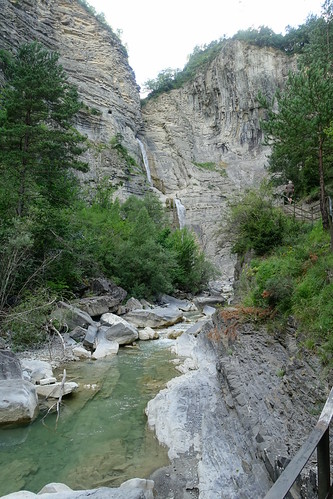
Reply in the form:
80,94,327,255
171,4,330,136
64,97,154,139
0,42,87,219
259,5,333,230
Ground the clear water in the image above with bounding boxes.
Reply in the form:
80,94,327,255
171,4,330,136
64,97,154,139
0,339,179,496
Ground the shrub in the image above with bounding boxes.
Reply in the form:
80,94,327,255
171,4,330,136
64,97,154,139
2,288,56,349
228,188,291,256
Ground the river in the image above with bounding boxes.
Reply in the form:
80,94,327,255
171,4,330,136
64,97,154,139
0,338,180,496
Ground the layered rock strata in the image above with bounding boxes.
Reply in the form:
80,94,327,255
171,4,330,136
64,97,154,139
0,0,146,198
141,41,297,275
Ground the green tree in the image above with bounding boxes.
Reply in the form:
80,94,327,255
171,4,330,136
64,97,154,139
259,64,333,229
259,3,333,231
165,228,216,293
227,187,292,256
0,42,87,219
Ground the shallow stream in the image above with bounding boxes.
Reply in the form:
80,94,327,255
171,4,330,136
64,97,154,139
0,338,181,496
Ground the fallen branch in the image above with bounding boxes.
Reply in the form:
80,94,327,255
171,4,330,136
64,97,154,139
56,369,66,429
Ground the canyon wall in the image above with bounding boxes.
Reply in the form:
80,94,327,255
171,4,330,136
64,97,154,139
141,40,296,278
0,1,297,280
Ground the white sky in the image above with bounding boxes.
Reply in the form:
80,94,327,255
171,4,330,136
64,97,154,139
88,0,324,94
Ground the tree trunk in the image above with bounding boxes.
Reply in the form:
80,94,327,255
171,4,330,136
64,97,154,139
17,112,31,217
318,137,329,229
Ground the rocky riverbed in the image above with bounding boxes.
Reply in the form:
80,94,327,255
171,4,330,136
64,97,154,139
0,291,331,498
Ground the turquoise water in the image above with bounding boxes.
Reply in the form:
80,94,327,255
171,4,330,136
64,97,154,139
0,340,179,496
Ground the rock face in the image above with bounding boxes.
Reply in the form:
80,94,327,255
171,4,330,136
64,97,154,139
0,2,297,276
147,311,328,498
141,40,297,276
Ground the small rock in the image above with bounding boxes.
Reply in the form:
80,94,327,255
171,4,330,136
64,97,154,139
73,346,92,359
39,377,57,386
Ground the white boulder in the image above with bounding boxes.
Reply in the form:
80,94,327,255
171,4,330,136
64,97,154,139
0,379,39,426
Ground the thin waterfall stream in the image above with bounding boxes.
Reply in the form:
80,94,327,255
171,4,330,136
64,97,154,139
175,198,186,229
0,338,182,496
137,138,152,185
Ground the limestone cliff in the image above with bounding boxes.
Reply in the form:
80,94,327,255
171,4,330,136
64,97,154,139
0,1,297,279
141,40,297,278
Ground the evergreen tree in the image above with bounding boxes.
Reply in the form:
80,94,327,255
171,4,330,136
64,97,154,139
259,65,333,228
0,42,87,219
259,4,333,230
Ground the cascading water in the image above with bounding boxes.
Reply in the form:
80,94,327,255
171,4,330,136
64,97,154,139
175,198,186,229
137,138,152,185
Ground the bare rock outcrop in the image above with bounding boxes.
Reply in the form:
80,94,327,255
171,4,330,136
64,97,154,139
141,40,297,277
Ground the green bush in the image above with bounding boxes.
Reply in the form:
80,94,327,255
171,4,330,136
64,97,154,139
2,289,56,349
228,188,292,256
239,221,333,367
164,228,216,294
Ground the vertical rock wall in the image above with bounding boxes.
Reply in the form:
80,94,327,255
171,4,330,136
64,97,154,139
0,0,148,197
141,41,297,278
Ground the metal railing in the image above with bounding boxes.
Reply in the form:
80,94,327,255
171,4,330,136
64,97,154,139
264,387,333,499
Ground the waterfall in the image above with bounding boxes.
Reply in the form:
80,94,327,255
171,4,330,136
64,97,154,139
175,198,186,229
137,138,152,185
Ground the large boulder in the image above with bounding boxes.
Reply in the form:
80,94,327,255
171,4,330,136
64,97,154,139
193,295,225,309
73,295,126,317
92,337,119,359
0,379,39,426
90,278,127,301
69,326,87,342
51,302,96,330
83,325,98,350
159,295,197,312
124,306,183,328
100,313,139,345
0,350,22,380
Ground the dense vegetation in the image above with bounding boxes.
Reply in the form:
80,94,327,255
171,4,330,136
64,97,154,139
227,1,333,371
0,43,214,348
229,189,333,371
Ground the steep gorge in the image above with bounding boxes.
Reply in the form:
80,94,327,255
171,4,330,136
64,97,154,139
0,0,297,279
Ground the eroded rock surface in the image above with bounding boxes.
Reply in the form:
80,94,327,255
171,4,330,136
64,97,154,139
147,311,330,498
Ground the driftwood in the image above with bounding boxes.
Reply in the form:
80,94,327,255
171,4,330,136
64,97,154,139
45,320,67,361
41,368,66,430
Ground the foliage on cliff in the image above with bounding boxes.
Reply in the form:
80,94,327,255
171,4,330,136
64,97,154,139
229,188,333,369
142,14,321,100
259,1,333,230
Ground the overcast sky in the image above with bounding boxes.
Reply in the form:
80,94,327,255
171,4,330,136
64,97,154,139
88,0,324,94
